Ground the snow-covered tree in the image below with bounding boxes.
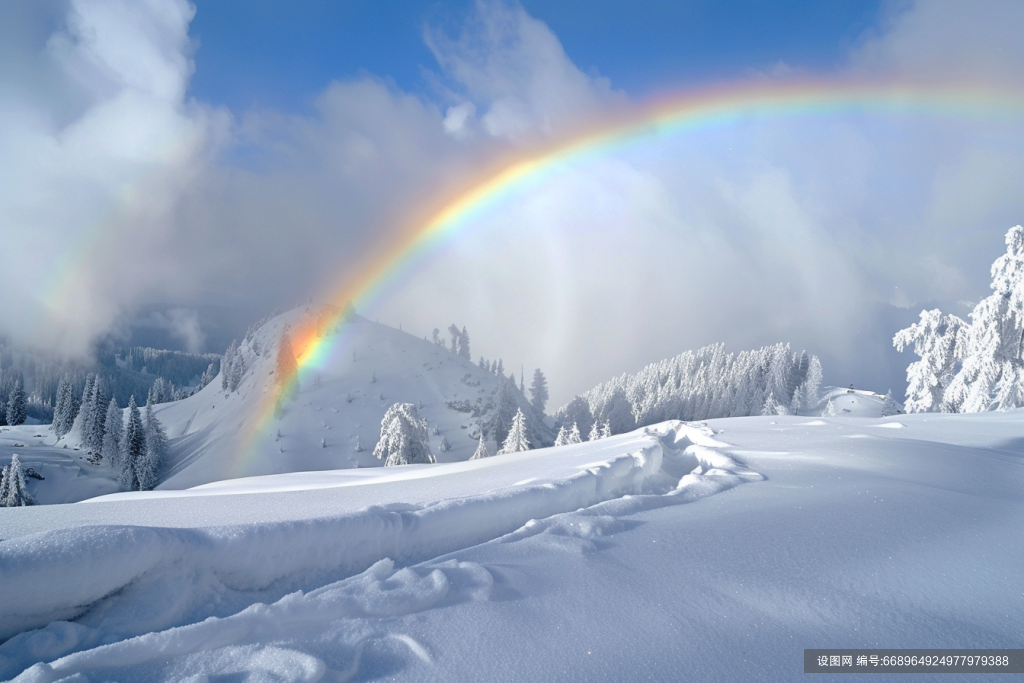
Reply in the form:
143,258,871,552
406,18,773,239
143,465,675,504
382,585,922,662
6,379,26,426
894,226,1024,413
761,391,779,416
599,421,611,439
51,374,78,439
498,408,530,454
459,326,471,360
139,403,166,490
893,309,966,413
553,424,570,446
587,421,601,442
78,374,95,435
881,391,900,417
147,377,167,405
1,454,34,507
529,369,549,414
374,403,435,466
470,434,491,460
438,436,451,452
222,340,238,391
822,398,837,417
118,396,146,491
102,397,123,467
83,378,107,452
557,396,594,443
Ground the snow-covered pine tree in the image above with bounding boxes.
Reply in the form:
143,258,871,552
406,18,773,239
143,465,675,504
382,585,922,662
567,422,582,444
881,390,900,417
222,340,238,391
147,377,166,406
822,398,837,417
893,309,966,413
529,369,549,413
138,403,166,490
78,374,96,436
498,408,530,454
118,396,146,491
197,362,217,392
557,396,594,442
599,421,612,439
228,349,245,392
587,421,601,442
84,378,107,452
554,424,570,446
2,454,34,506
51,374,77,439
459,326,471,360
6,379,26,426
761,391,779,416
102,398,123,468
470,434,491,460
373,403,435,466
438,436,451,452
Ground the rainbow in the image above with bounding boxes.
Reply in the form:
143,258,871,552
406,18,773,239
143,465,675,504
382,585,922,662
236,78,1024,470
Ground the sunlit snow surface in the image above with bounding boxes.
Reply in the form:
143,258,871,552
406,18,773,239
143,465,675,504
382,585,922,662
1,414,1022,681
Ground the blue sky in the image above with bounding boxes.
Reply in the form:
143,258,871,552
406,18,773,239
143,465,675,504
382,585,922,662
188,0,882,112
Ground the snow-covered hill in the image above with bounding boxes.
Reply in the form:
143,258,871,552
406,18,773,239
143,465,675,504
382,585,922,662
0,411,1020,681
152,307,549,489
18,307,549,498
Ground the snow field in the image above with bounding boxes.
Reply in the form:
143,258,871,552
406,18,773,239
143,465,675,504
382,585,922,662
0,422,759,678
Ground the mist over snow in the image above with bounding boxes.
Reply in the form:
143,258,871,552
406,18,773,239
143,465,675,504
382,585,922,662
1,0,1024,405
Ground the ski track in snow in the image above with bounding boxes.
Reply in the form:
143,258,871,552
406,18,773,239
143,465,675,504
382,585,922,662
0,422,764,681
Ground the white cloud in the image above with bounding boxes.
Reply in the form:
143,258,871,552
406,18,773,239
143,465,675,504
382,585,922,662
0,0,225,356
424,0,625,140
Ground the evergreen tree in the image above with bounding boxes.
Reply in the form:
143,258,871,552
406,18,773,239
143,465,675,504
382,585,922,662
893,309,965,413
1,454,34,507
374,403,435,466
459,326,471,360
6,379,26,426
77,374,96,441
881,391,900,417
588,421,601,442
498,408,530,454
102,398,123,468
84,378,107,452
438,436,451,452
567,422,582,444
558,396,594,443
51,374,77,439
118,396,146,491
147,377,166,405
139,403,166,490
600,420,612,439
529,368,549,413
761,391,779,416
554,424,570,447
222,340,237,391
470,434,491,460
822,398,837,417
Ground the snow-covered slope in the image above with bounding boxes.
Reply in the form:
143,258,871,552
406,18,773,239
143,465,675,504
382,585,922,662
12,308,550,500
0,411,1020,681
154,307,548,489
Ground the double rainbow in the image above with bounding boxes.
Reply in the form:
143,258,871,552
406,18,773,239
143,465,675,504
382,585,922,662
240,78,1024,466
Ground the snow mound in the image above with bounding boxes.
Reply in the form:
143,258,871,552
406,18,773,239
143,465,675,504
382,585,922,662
0,421,758,670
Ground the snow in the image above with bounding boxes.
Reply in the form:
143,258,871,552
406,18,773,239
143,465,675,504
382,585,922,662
1,410,1021,681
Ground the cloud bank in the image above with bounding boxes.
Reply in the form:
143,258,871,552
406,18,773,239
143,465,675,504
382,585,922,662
2,0,1023,406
